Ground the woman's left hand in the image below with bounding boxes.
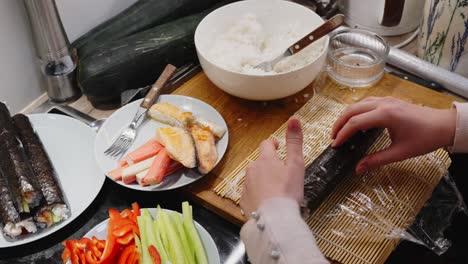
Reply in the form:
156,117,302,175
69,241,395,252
240,118,305,217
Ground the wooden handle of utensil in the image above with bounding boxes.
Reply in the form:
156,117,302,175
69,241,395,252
140,64,177,109
289,14,345,54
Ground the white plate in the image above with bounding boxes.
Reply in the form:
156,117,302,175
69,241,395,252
0,114,106,248
95,95,229,191
82,208,220,264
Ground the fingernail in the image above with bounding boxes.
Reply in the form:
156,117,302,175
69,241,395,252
288,118,301,131
331,140,338,147
356,163,368,175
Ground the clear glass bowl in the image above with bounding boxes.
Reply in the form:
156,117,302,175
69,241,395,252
327,29,389,88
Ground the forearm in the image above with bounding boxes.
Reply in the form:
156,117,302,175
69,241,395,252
240,197,329,264
451,102,468,153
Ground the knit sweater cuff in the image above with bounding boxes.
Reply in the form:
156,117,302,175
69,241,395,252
450,102,468,153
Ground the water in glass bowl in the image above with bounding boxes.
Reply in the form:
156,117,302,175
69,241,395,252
327,47,385,87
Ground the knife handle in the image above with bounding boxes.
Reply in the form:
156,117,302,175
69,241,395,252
289,14,344,54
140,64,177,109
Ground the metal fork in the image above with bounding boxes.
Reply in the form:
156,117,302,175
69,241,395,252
104,64,177,158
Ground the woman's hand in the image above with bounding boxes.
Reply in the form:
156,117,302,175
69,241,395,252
240,118,305,217
332,96,457,175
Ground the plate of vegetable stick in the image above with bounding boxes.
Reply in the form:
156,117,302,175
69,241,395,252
62,202,220,264
94,95,229,191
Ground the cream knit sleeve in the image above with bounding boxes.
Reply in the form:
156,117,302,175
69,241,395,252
451,102,468,153
240,197,329,264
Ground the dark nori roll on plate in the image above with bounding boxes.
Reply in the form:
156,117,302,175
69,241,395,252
0,130,43,213
13,114,69,228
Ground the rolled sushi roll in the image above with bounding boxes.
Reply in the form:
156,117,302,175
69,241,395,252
13,114,69,227
0,102,16,133
0,170,37,238
0,131,43,213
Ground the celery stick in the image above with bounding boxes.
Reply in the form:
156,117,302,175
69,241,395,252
182,202,208,264
157,206,173,263
160,209,186,264
156,206,169,247
135,233,143,263
173,213,195,263
145,208,168,264
138,210,153,264
151,220,169,264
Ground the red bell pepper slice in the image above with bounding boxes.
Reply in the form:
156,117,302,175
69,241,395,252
148,245,161,264
96,240,105,250
132,203,140,217
98,239,118,264
116,232,135,245
79,252,87,264
75,238,91,250
112,223,139,237
117,244,136,264
108,208,122,220
90,237,105,256
65,240,80,255
120,209,135,219
86,251,99,264
90,245,102,259
128,251,140,264
112,218,134,228
61,247,71,263
70,253,80,264
98,222,119,264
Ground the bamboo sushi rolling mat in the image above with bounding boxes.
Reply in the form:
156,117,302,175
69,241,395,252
214,92,451,263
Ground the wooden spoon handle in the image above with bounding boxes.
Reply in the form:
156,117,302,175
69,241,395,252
140,64,177,109
289,14,345,55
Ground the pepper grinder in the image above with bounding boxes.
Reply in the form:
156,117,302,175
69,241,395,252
23,0,81,102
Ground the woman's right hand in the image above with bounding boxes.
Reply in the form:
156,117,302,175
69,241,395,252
331,96,457,175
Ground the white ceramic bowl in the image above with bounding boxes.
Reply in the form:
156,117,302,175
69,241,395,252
195,0,328,101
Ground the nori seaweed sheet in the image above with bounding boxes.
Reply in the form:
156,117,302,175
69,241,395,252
406,173,465,255
304,128,383,211
0,169,21,226
12,114,65,207
0,131,43,211
0,102,16,133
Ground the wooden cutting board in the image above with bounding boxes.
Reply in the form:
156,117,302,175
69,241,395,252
172,72,460,226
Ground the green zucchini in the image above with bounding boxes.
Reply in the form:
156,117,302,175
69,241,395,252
78,11,205,105
73,0,222,55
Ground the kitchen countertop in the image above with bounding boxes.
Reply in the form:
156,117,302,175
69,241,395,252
3,34,467,264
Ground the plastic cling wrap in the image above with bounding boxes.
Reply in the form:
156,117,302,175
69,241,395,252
305,148,466,257
309,171,466,256
215,94,462,262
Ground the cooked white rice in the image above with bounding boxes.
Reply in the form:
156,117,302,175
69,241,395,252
208,14,325,75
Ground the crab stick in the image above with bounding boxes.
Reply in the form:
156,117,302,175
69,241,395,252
136,161,183,186
119,138,163,166
121,156,156,184
106,164,129,181
142,149,172,186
